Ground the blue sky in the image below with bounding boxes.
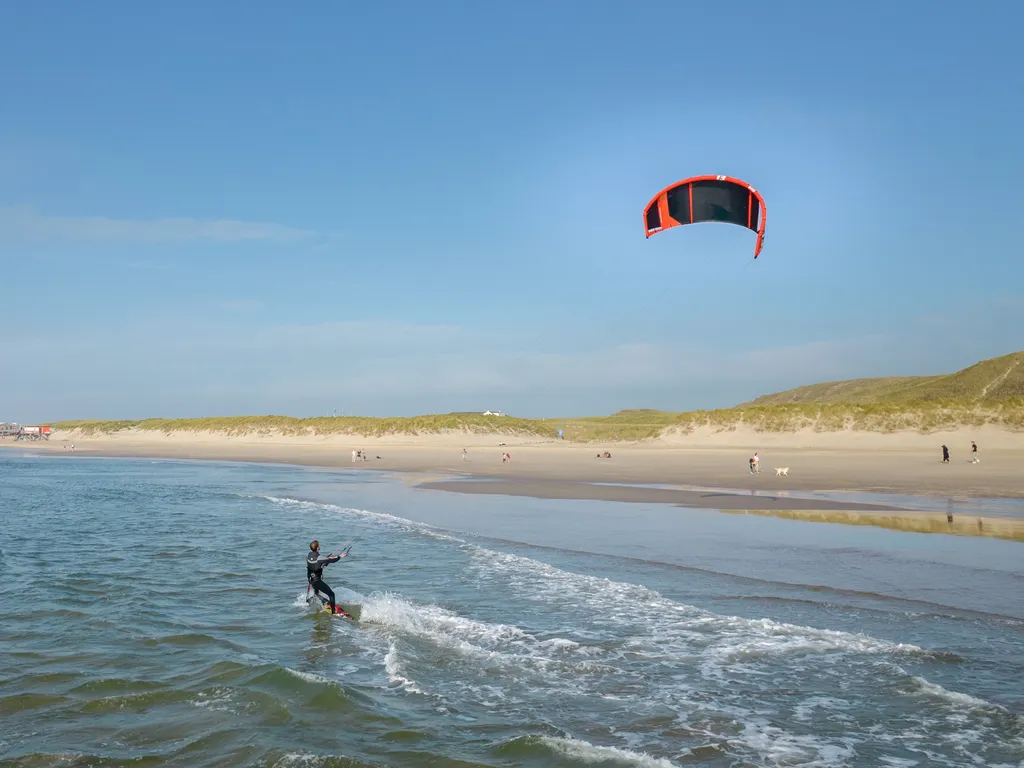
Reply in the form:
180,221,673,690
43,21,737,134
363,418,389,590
2,1,1022,421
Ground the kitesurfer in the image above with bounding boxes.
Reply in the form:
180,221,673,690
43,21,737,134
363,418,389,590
306,540,348,615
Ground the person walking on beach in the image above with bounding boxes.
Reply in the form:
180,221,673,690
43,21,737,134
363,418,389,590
941,444,950,463
306,540,348,616
971,440,979,463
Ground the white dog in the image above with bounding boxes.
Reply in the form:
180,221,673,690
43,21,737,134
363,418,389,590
775,467,789,476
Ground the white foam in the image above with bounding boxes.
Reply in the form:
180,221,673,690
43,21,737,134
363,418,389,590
355,587,880,767
877,758,920,768
192,687,235,712
269,493,921,665
362,591,529,646
358,591,603,683
468,541,921,668
262,495,464,543
383,639,427,695
737,720,858,767
909,674,1001,711
271,755,345,767
792,696,853,724
264,494,1019,766
283,668,333,686
538,735,679,767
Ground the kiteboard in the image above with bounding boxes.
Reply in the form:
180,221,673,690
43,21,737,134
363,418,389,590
320,600,361,621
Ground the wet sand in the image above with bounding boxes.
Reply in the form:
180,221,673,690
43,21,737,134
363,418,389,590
415,479,1024,541
720,508,1024,543
415,478,906,511
7,435,1023,541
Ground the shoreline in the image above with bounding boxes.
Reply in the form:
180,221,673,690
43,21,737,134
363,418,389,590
5,430,1024,499
416,478,1024,542
718,508,1024,543
6,439,1024,542
415,477,906,511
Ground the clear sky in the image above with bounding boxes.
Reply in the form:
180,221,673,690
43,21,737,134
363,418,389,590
2,1,1022,421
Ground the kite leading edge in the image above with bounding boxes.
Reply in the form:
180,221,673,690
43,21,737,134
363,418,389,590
643,175,766,258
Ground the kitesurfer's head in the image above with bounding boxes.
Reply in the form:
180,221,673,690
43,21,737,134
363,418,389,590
310,540,319,552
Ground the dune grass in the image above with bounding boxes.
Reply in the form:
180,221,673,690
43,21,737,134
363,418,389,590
54,398,1024,442
54,414,558,439
52,352,1024,443
721,508,1024,543
747,351,1024,406
542,399,1024,442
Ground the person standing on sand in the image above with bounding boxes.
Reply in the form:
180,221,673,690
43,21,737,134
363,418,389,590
941,444,950,463
971,441,979,463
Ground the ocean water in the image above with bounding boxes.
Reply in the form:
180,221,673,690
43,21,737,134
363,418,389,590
1,455,1022,767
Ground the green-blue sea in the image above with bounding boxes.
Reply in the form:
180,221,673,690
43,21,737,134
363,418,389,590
1,454,1022,767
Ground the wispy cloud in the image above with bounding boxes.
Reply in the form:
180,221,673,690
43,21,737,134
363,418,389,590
0,205,315,245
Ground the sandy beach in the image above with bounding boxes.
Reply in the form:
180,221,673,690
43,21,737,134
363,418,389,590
5,425,1024,543
5,425,1023,501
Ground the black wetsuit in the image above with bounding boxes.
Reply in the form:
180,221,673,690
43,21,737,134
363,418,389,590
306,550,342,611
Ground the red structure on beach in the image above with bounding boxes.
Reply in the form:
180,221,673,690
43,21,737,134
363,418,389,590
19,425,52,440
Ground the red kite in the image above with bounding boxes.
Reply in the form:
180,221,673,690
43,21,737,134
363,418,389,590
643,175,767,258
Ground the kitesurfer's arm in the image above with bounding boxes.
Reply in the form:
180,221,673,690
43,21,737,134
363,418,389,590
310,553,340,569
319,553,346,566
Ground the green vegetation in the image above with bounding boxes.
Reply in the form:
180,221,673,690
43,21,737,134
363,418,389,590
53,351,1024,442
54,398,1024,442
540,409,682,442
55,414,557,439
744,351,1024,405
544,399,1024,441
